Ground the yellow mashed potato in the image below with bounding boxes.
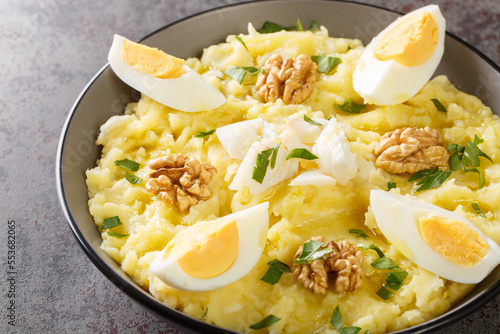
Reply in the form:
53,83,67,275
86,24,500,333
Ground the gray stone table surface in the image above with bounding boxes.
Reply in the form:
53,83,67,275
1,0,499,333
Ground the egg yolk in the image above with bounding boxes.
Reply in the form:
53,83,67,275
173,218,239,279
419,216,489,267
121,39,186,79
374,10,439,66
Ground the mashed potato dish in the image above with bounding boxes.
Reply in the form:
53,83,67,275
86,5,500,333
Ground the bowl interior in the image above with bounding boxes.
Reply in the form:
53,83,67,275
57,1,500,333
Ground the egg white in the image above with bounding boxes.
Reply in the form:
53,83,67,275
108,34,226,112
370,190,500,284
353,5,446,105
150,202,269,291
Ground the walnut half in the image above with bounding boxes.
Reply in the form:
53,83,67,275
373,126,449,174
256,54,317,104
145,153,217,212
292,236,364,295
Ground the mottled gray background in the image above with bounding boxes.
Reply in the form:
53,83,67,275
1,0,499,333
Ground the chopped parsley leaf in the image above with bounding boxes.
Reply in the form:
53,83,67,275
471,203,487,218
371,257,402,271
449,151,462,171
124,171,143,185
295,18,304,31
249,314,280,329
201,307,208,320
114,158,140,172
359,243,407,300
252,148,273,183
358,243,385,258
408,167,439,182
431,98,447,112
447,143,465,154
386,271,408,286
224,67,247,83
100,216,122,229
312,54,342,73
225,66,263,83
260,259,291,285
107,231,128,238
259,20,319,34
376,286,393,300
286,148,319,160
462,167,486,188
241,66,263,76
258,21,296,33
234,35,248,51
387,182,396,191
309,19,319,31
462,138,493,167
293,239,335,265
194,129,216,138
409,168,452,192
349,229,369,239
334,98,366,114
252,144,280,183
330,306,362,334
443,135,492,189
270,143,280,169
303,114,323,126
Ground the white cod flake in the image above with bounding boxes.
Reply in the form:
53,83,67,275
280,116,327,151
312,121,358,186
289,170,336,186
230,136,298,195
216,118,265,161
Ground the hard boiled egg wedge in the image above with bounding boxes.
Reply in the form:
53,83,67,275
150,202,269,291
108,34,226,112
370,190,500,284
353,5,446,105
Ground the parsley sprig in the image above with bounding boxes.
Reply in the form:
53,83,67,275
408,168,452,192
449,136,492,189
408,135,492,191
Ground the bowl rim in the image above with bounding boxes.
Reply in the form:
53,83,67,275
56,0,500,333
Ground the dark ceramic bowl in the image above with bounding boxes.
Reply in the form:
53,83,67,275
56,1,500,333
